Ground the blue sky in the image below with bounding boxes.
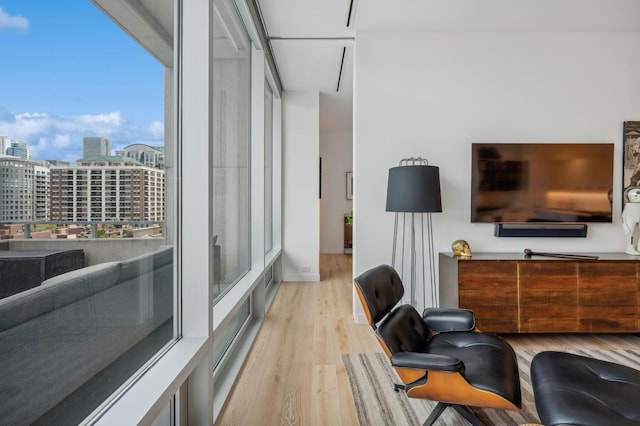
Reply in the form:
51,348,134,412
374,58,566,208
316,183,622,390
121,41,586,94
0,1,164,163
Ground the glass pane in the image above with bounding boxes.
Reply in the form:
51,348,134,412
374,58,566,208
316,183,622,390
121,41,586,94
265,263,274,288
212,0,251,303
264,81,274,254
213,297,250,369
151,398,174,426
0,1,175,424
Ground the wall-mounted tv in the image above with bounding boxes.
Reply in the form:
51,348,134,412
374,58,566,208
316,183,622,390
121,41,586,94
471,143,614,224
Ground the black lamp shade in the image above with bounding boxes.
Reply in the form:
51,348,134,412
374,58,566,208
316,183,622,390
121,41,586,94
386,165,442,213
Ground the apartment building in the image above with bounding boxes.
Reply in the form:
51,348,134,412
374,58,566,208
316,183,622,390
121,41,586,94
33,162,50,220
50,156,165,222
0,156,49,221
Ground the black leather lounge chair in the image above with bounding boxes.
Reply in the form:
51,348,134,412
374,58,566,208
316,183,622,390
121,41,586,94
353,264,522,426
531,351,640,426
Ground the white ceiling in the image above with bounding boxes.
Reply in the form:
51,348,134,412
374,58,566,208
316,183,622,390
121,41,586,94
95,0,640,131
355,0,640,32
257,0,355,131
257,0,640,131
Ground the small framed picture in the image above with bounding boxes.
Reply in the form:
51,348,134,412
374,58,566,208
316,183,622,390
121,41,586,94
346,172,353,200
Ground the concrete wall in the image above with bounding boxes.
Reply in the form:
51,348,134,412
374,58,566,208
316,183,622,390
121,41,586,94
7,238,165,266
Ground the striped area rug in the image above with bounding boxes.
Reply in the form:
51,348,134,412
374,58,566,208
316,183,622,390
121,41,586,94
343,348,640,426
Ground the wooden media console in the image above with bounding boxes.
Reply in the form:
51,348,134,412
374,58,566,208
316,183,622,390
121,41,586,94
439,252,640,333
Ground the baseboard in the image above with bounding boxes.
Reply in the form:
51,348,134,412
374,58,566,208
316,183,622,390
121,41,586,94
282,273,320,282
494,223,588,238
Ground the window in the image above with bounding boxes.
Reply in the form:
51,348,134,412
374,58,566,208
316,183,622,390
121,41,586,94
212,0,252,303
265,79,274,254
213,298,251,369
1,1,283,423
0,1,175,423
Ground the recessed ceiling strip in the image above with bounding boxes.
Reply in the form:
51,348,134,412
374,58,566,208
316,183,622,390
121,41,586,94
346,0,356,27
336,46,347,92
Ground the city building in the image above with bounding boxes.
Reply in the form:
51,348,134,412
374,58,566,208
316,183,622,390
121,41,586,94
50,156,164,222
0,136,9,155
116,143,165,169
0,157,50,222
6,141,31,160
32,161,50,220
82,136,112,158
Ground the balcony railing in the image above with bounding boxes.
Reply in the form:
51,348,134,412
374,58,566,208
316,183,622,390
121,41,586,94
0,220,164,239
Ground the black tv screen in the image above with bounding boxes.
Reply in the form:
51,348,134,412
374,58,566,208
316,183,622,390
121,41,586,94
471,143,614,224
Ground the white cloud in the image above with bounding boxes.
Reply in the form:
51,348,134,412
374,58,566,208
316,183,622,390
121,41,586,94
0,110,164,161
147,120,164,139
77,112,125,127
0,7,29,32
52,134,71,149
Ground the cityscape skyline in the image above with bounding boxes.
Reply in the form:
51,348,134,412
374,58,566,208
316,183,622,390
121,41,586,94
0,1,164,164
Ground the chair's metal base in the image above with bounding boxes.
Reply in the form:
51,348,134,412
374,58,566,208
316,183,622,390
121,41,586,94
393,383,405,392
423,402,485,426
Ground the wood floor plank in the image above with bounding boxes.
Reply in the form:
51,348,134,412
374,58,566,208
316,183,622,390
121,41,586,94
310,364,340,426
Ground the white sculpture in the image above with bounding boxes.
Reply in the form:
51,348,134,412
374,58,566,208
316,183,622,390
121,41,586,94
622,187,640,255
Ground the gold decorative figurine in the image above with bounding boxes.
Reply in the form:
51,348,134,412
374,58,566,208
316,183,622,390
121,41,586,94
452,240,472,258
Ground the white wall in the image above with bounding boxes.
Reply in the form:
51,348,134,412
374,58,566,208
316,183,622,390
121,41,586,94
354,31,640,320
320,129,353,254
282,91,320,281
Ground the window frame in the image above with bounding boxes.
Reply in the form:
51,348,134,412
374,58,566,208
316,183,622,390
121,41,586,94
91,0,213,422
212,0,254,304
88,0,284,423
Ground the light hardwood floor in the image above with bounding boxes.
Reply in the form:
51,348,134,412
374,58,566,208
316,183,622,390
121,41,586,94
216,254,640,425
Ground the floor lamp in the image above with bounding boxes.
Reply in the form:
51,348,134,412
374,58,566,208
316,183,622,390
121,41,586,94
386,158,442,309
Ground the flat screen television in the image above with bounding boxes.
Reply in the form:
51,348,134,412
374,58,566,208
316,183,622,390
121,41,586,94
471,143,614,224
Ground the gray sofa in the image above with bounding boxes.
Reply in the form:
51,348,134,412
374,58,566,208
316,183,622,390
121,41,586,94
0,246,173,425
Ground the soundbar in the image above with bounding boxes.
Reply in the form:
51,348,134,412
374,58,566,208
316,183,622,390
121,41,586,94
494,223,588,238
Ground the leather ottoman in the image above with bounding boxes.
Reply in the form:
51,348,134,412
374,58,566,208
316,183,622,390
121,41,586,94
531,351,640,426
